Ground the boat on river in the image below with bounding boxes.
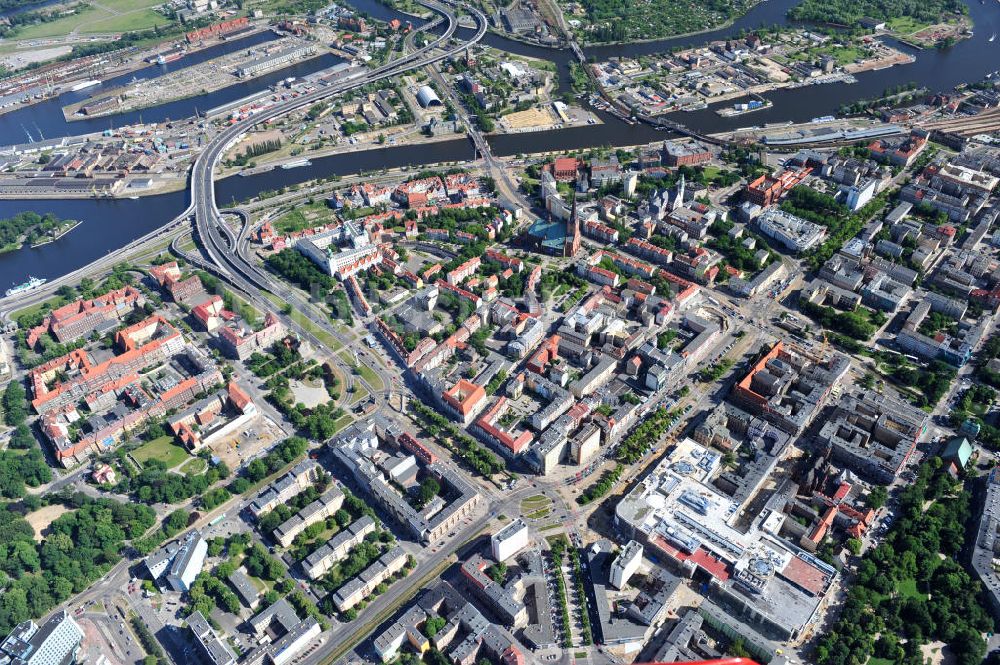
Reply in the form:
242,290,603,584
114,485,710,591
5,276,46,298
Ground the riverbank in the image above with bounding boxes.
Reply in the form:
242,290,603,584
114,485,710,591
29,218,80,247
0,173,188,199
0,0,996,289
0,212,80,255
216,128,468,180
63,35,322,121
0,26,275,121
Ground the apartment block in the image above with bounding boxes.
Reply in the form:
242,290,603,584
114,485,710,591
332,546,407,612
248,459,322,519
274,484,346,548
817,389,928,483
302,516,377,580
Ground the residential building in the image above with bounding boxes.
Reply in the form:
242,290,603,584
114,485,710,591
218,311,286,361
248,459,322,519
972,467,1000,617
332,546,408,612
730,342,850,435
754,209,826,253
188,611,237,665
330,422,482,544
273,484,345,547
302,516,377,580
663,140,712,167
26,286,145,349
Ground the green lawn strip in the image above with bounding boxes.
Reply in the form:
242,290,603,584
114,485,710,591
356,363,384,391
338,351,383,391
12,295,67,323
329,414,353,434
296,315,342,352
349,386,370,405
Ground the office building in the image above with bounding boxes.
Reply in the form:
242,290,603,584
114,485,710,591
491,519,529,562
0,611,83,665
166,530,208,592
610,540,643,589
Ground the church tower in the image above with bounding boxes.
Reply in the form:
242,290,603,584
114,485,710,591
564,196,581,257
672,173,686,211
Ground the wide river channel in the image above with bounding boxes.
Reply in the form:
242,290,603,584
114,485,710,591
0,0,997,287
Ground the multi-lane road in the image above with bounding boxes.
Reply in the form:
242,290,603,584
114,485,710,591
21,6,509,665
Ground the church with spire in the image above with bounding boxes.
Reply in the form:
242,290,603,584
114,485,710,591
563,196,581,257
672,173,686,211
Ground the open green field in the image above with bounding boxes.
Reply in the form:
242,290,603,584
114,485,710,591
815,44,865,66
272,201,333,235
885,16,932,35
178,457,207,476
132,435,189,468
895,577,923,600
14,0,172,39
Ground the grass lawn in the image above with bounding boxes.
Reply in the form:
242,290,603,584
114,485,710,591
886,16,931,35
868,658,894,665
272,202,334,235
349,385,369,405
14,0,171,38
84,9,166,32
815,44,865,66
132,435,189,469
292,313,342,352
339,351,384,391
12,295,67,323
895,577,923,600
331,414,353,434
273,209,310,235
178,457,208,476
520,494,552,516
356,363,383,391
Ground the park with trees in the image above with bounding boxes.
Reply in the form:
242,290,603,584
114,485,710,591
815,459,992,665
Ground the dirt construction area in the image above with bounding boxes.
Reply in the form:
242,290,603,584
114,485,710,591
209,414,284,469
500,106,557,131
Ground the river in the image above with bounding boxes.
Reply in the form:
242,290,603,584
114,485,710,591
0,0,998,287
0,31,343,141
